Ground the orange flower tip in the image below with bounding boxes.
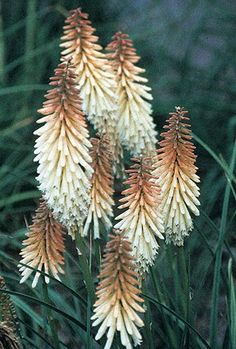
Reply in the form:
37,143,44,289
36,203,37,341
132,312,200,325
106,32,157,155
114,156,164,273
92,232,145,349
34,62,93,232
152,106,200,246
82,135,114,239
18,200,65,288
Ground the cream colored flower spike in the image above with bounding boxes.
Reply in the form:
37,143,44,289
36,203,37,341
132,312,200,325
34,62,93,236
92,231,145,349
83,135,114,239
106,32,157,155
60,8,123,176
153,107,200,246
18,200,65,288
60,8,116,128
114,157,164,273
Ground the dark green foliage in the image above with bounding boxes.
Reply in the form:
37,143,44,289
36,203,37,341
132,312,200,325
0,1,235,348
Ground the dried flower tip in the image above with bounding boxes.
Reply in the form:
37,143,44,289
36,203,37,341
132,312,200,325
114,157,164,273
34,61,93,236
92,231,145,349
106,32,157,155
0,322,21,349
60,8,117,129
82,135,114,239
18,200,65,288
0,277,18,332
153,106,200,246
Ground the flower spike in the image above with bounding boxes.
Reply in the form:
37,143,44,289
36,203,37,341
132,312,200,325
34,61,93,236
60,8,124,176
92,231,145,349
82,135,114,239
60,8,116,128
114,157,164,273
18,200,65,288
106,32,157,155
153,106,200,246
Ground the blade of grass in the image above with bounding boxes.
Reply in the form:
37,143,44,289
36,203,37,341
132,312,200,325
209,140,236,348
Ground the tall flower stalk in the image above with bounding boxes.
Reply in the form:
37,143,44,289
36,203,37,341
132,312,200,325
114,157,164,273
106,32,157,155
18,200,65,288
153,106,200,246
92,231,145,349
82,135,114,239
34,61,93,236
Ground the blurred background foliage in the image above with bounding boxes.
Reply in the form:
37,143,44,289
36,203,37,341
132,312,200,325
0,0,235,348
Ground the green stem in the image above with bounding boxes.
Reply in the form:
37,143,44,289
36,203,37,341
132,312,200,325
42,281,61,349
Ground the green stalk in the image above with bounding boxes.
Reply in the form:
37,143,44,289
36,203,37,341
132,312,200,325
210,140,236,348
150,267,176,348
42,281,61,349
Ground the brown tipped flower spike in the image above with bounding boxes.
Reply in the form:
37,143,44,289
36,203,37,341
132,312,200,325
34,62,93,236
114,157,164,273
106,32,157,155
153,107,200,246
18,200,65,288
0,277,17,331
92,231,145,349
82,135,114,239
60,8,116,130
0,323,21,349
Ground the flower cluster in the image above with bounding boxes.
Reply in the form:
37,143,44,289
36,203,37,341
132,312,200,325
106,32,157,155
153,107,200,245
18,7,201,349
115,157,164,273
83,135,114,239
18,200,65,288
34,61,93,236
92,231,145,349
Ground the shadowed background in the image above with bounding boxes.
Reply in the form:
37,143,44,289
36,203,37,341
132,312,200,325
0,1,235,348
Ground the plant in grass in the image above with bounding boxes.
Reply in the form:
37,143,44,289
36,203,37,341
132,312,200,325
114,156,164,273
153,106,200,246
18,199,65,288
106,32,157,155
92,231,145,349
82,135,114,239
34,61,93,237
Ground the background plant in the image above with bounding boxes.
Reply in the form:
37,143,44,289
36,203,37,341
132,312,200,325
0,1,235,348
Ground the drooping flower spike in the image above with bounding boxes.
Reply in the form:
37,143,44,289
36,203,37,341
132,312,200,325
60,8,123,175
106,32,157,155
152,106,200,246
34,61,93,236
114,157,164,273
18,200,65,288
92,231,145,349
82,135,114,239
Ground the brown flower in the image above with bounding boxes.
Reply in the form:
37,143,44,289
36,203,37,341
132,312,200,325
92,231,145,349
152,106,200,246
82,135,114,238
34,61,93,236
114,157,164,273
18,200,65,288
106,32,157,155
0,322,21,349
0,277,18,332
